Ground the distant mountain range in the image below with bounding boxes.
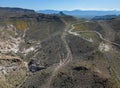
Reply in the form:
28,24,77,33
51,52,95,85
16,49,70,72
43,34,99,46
37,10,120,18
0,7,35,13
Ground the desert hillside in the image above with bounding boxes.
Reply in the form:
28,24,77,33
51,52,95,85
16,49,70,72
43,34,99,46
0,7,120,88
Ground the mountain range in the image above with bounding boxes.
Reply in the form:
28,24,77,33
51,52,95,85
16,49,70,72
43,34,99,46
38,10,120,18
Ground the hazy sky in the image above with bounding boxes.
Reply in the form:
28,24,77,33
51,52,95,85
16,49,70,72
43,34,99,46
0,0,119,10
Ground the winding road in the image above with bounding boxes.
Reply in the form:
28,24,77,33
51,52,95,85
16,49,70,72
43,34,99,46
68,22,120,84
68,23,120,47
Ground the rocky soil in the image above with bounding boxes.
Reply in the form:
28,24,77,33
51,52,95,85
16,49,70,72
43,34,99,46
0,7,120,88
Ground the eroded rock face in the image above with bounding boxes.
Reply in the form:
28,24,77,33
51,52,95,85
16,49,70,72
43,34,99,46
0,55,27,88
0,25,23,54
0,37,22,54
0,23,28,88
98,42,112,52
0,8,67,88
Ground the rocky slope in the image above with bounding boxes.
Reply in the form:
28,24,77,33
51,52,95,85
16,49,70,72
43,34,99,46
0,7,120,88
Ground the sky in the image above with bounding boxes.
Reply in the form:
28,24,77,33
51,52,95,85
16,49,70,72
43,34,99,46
0,0,120,11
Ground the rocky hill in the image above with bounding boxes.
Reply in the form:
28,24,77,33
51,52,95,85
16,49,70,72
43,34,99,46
0,7,120,88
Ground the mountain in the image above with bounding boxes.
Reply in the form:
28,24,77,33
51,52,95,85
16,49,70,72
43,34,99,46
92,15,120,20
0,7,120,88
38,10,120,18
38,10,59,14
0,7,35,12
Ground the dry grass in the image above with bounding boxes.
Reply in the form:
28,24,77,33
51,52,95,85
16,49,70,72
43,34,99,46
14,20,28,30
